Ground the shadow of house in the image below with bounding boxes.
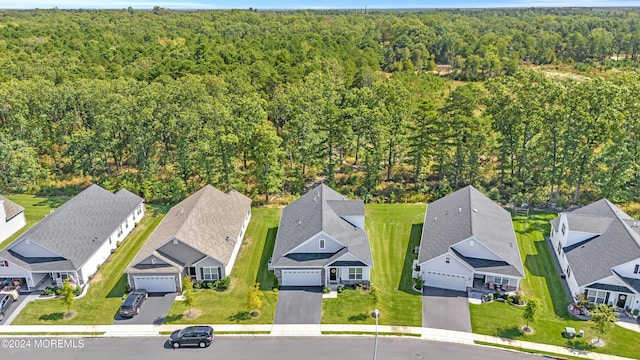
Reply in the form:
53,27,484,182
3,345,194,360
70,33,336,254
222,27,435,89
399,223,423,294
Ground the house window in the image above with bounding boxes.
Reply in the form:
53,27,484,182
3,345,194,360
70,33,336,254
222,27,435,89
587,289,607,304
557,242,562,256
561,223,566,236
0,260,8,267
136,205,142,215
492,276,510,285
117,225,123,237
319,239,325,249
634,264,639,274
125,219,129,229
348,268,363,280
566,265,571,278
202,267,220,281
445,257,450,264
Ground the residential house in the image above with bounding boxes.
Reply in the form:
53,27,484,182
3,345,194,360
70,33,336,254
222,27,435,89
0,185,144,290
415,185,525,292
270,184,373,287
0,195,26,243
550,199,640,312
127,185,252,293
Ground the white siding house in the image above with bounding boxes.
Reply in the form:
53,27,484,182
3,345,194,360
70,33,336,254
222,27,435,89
0,196,26,243
0,185,143,291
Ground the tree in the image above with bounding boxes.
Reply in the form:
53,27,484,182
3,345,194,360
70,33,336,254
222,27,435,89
182,275,195,316
60,278,75,317
522,297,539,332
591,304,618,345
247,282,263,316
250,121,284,203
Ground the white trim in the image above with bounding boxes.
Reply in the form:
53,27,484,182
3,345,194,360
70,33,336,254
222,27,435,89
284,231,346,256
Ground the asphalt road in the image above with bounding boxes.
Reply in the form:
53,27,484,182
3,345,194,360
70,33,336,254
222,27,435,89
0,336,540,360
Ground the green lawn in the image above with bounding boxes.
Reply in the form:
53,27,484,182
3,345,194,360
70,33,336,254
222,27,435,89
1,194,68,250
470,212,640,359
11,205,167,324
322,203,426,326
164,207,281,324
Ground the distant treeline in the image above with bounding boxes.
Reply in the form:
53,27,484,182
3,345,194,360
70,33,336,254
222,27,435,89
1,9,640,205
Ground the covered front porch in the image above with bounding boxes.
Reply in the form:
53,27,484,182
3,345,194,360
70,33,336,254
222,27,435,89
472,273,520,292
583,284,639,312
325,265,370,288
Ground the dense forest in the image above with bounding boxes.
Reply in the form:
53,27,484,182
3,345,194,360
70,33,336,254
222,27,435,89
1,8,640,207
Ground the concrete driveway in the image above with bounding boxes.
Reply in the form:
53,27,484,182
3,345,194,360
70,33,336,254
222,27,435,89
0,294,29,325
274,287,322,324
113,292,177,325
422,287,471,332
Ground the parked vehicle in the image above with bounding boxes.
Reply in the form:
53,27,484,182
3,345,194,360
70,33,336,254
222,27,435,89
168,326,215,348
0,285,21,300
0,294,14,321
118,289,148,318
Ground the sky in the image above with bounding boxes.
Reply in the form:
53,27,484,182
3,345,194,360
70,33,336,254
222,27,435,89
1,0,639,10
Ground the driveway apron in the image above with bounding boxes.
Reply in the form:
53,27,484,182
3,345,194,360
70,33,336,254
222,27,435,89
274,287,322,324
422,287,472,332
113,292,177,325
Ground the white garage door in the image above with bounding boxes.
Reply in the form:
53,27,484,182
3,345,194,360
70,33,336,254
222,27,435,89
281,270,322,286
423,271,467,291
133,276,176,293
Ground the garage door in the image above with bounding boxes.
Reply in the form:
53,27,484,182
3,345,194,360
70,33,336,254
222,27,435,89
133,276,176,293
281,270,322,286
423,271,467,291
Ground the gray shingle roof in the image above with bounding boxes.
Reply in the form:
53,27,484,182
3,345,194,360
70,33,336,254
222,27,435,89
587,283,634,294
129,185,252,271
561,199,640,287
418,185,524,278
0,184,142,271
0,195,24,221
271,184,372,268
616,272,640,294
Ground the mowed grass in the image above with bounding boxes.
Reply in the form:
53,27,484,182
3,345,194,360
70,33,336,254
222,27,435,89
12,205,167,324
470,212,640,359
164,207,281,324
322,203,426,326
0,194,68,250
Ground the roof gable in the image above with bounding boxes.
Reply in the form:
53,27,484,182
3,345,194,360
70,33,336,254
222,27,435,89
129,185,251,268
0,195,24,221
418,185,524,277
562,199,640,286
272,184,373,267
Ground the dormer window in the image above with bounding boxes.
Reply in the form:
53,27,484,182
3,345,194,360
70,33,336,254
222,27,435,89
319,239,325,249
151,258,156,265
561,223,566,236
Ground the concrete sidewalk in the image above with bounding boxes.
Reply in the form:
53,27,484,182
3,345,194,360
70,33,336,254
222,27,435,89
0,324,636,360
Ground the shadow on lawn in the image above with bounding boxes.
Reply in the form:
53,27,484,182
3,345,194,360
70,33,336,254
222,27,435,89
228,311,251,322
256,227,278,291
398,223,422,294
348,313,370,322
566,338,593,351
33,197,68,209
39,312,65,321
106,274,128,298
164,313,184,323
495,325,523,339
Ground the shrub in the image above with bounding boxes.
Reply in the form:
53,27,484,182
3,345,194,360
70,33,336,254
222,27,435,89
73,286,82,297
42,287,53,296
193,282,201,289
482,293,494,303
337,285,344,293
633,309,639,316
124,283,131,294
413,276,425,290
206,281,216,290
116,241,122,248
323,286,331,294
54,287,62,296
361,284,370,291
215,276,231,291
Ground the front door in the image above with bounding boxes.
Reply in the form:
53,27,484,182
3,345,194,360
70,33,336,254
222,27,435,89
329,268,338,282
617,294,627,308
